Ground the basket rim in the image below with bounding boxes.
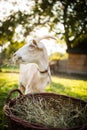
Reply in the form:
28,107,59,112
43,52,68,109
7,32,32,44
6,113,87,130
4,89,87,130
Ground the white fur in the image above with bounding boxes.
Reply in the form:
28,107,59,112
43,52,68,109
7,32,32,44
13,36,54,94
19,63,50,94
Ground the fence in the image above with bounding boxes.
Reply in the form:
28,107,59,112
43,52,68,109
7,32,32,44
50,54,87,75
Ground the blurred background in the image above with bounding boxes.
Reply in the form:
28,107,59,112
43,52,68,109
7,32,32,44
0,0,87,74
0,0,87,129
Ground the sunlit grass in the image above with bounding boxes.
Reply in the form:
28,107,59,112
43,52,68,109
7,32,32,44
1,64,19,73
46,76,87,100
0,73,19,130
0,72,87,130
0,73,19,91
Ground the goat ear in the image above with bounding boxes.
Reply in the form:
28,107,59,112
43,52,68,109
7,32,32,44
32,39,43,49
32,40,37,46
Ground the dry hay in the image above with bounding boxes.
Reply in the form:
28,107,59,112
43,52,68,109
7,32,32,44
10,95,87,129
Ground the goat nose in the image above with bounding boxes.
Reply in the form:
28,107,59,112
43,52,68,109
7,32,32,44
13,53,16,57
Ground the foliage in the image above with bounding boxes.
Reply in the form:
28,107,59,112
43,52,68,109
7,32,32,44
49,52,68,61
0,0,86,63
61,0,87,47
0,40,25,64
0,11,30,45
34,0,87,48
72,34,87,47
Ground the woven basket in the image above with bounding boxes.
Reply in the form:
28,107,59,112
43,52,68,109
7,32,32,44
4,89,87,130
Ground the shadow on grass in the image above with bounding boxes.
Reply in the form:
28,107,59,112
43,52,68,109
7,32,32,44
46,81,87,100
0,82,18,130
0,89,8,130
54,73,87,81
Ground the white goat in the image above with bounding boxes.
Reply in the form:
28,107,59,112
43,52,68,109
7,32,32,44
13,36,55,94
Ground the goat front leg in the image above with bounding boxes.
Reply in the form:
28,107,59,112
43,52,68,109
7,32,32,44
19,83,25,93
25,84,33,94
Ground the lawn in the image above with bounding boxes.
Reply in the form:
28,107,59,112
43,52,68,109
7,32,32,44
0,72,19,130
0,72,87,130
47,75,87,100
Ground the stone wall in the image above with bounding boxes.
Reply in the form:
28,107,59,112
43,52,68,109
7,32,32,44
50,54,87,75
50,60,67,74
67,54,87,75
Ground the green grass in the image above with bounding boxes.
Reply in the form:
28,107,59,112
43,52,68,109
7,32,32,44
0,72,18,130
0,64,19,73
46,75,87,100
0,72,87,130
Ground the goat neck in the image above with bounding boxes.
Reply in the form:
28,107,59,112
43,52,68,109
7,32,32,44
37,57,49,72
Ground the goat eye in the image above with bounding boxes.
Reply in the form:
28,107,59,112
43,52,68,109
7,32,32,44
29,44,35,50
